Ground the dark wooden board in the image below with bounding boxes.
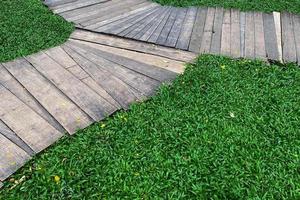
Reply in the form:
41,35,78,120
210,7,224,54
200,7,215,53
164,8,188,47
189,8,207,53
176,7,198,50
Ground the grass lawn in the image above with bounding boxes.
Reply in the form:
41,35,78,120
153,0,300,14
0,0,73,63
1,55,299,199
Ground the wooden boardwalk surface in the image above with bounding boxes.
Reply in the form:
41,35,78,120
1,0,300,187
0,29,196,185
45,0,300,64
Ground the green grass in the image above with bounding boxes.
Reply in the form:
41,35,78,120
1,55,300,199
153,0,300,14
0,0,74,63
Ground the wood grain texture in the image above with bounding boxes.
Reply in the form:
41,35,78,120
281,12,297,62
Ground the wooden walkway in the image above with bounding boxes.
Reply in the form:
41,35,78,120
0,30,196,186
45,0,300,64
1,0,300,187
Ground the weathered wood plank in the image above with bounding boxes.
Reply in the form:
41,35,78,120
95,4,158,32
0,84,63,153
221,9,231,56
164,8,188,47
0,120,34,156
281,12,297,63
26,52,117,121
0,132,31,181
199,7,215,53
240,12,246,57
273,12,283,62
230,9,241,58
121,7,165,38
45,47,121,108
189,8,207,53
66,41,160,97
3,59,93,134
254,12,266,60
79,0,149,26
68,41,177,83
147,8,173,43
0,64,64,133
210,7,224,54
156,8,180,46
292,14,300,63
135,7,170,40
263,13,279,60
53,0,108,14
71,30,197,62
176,7,198,50
107,7,160,35
72,39,185,73
44,0,77,8
245,12,255,59
62,45,139,109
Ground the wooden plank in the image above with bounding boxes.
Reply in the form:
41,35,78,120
292,14,300,63
0,181,3,188
62,45,139,109
53,0,108,14
164,8,188,47
189,8,207,53
45,47,121,108
105,7,160,35
95,4,158,32
45,46,77,69
263,13,279,60
26,52,117,121
70,29,197,62
79,0,149,26
66,41,160,97
45,0,77,7
273,12,283,62
156,7,180,46
0,132,31,181
210,7,224,54
135,7,171,40
68,40,177,83
120,7,165,38
230,9,241,58
87,3,157,30
281,12,297,63
3,59,93,134
0,84,63,153
72,40,185,74
245,12,255,59
0,120,34,156
147,8,173,43
221,10,231,56
254,12,266,60
240,12,246,57
176,7,198,50
199,7,215,53
0,64,64,133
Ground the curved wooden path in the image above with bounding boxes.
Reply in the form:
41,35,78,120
1,0,300,187
46,0,300,63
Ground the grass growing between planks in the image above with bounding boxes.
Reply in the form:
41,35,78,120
0,0,74,62
1,55,300,199
153,0,300,14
